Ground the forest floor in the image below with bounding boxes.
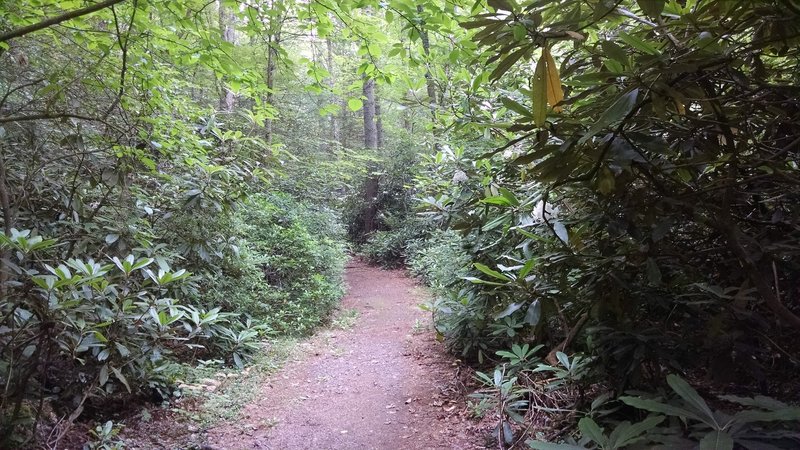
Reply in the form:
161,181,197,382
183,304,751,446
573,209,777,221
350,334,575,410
118,257,483,449
199,257,481,449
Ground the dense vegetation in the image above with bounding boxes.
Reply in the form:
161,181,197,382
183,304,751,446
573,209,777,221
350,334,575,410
2,0,800,448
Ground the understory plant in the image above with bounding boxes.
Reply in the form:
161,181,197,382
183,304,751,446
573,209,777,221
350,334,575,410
0,230,262,446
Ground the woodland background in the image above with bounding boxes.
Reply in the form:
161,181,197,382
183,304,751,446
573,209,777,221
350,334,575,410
1,0,799,448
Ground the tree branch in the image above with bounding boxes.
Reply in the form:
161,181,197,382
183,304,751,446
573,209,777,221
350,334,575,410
0,0,127,43
0,113,102,124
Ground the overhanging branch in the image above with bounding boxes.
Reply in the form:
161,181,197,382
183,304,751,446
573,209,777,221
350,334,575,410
0,0,126,43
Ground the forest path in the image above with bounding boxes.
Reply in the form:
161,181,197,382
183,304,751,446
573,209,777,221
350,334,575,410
204,258,477,450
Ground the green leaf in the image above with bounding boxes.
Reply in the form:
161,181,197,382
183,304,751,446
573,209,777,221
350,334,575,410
620,396,702,422
474,263,511,281
578,417,606,447
501,97,532,117
495,302,524,319
490,45,531,82
556,351,570,368
463,276,506,286
667,374,718,427
600,41,628,66
698,430,734,450
607,416,664,448
580,88,639,143
112,366,131,393
618,32,661,55
526,440,587,450
519,259,536,279
637,0,665,17
719,395,788,411
488,0,516,12
552,221,569,244
524,300,541,325
483,195,514,206
498,187,520,206
99,364,109,386
733,408,800,424
347,98,363,111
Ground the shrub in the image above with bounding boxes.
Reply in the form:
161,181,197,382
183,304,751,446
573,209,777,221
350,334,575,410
406,229,471,289
200,194,346,335
0,231,255,445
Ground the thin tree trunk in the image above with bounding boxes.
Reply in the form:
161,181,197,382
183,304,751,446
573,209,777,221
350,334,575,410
265,30,280,144
339,96,349,148
417,4,438,113
327,38,340,147
219,6,236,112
0,153,13,300
375,94,383,148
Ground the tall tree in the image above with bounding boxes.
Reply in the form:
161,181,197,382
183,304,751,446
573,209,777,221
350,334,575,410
416,4,438,113
361,76,379,234
218,4,236,111
362,77,378,149
326,37,341,146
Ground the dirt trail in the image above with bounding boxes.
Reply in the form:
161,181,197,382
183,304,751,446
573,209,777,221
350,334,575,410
205,258,478,450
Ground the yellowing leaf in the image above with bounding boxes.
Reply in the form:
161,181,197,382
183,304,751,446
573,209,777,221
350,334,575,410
530,47,564,127
542,47,564,112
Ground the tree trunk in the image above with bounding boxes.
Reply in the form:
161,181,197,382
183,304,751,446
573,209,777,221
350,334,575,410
218,6,236,112
327,38,340,148
361,76,379,235
375,94,383,148
265,30,280,144
417,4,438,112
362,77,378,149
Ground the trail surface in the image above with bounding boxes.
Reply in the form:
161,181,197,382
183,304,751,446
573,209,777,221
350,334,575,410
205,258,477,449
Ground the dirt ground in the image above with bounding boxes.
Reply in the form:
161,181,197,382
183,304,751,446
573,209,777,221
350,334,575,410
202,258,481,450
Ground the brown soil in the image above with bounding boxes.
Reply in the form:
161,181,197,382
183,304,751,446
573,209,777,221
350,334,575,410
202,258,481,450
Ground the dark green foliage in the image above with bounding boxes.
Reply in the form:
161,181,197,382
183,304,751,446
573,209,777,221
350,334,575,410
361,219,429,268
202,194,346,334
403,0,800,447
406,229,470,288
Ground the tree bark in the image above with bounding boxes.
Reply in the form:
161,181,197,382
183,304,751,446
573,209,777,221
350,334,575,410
361,76,379,235
218,5,236,112
265,31,281,144
416,4,438,112
326,38,340,147
0,0,126,43
375,93,383,148
362,77,378,149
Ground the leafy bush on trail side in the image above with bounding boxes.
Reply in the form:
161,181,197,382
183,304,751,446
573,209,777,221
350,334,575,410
0,231,261,446
0,193,347,446
201,194,346,335
406,229,471,289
